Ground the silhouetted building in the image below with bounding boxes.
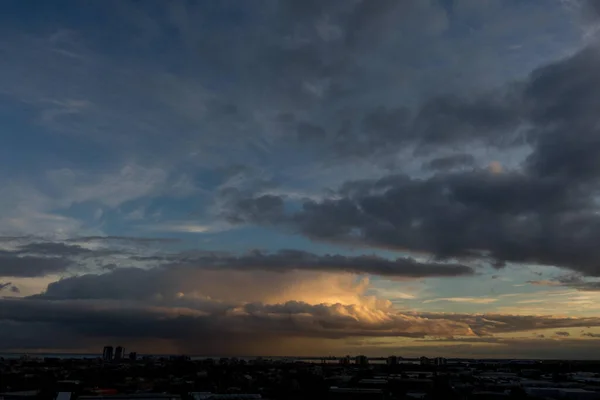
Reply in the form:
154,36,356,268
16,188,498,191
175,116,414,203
386,356,398,366
434,357,447,366
355,355,369,366
102,346,113,361
129,352,137,361
329,388,384,400
115,346,125,360
340,355,351,365
420,356,431,366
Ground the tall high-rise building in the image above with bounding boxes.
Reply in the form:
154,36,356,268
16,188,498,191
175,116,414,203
129,352,137,361
386,355,398,366
115,346,125,360
434,357,447,366
102,346,114,361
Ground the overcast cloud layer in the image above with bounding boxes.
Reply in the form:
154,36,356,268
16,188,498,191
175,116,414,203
2,0,600,358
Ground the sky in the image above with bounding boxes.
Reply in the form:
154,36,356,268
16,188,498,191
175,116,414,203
3,0,600,359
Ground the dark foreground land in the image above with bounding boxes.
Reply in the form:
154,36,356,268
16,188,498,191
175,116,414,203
2,355,600,400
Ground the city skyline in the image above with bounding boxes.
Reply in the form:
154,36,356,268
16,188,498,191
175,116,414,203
2,0,600,359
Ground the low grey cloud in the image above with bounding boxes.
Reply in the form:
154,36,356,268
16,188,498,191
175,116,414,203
422,154,476,171
164,249,475,278
18,242,94,256
296,121,326,142
0,251,71,278
3,235,475,280
66,236,181,244
528,275,600,291
555,331,570,337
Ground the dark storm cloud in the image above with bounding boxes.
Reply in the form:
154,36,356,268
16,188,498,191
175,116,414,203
2,236,474,280
524,46,600,183
3,294,600,353
15,241,123,259
584,0,600,21
0,320,88,351
0,282,12,291
225,46,600,276
351,106,412,154
0,251,71,277
412,90,523,152
228,169,599,273
263,33,599,163
555,331,570,337
34,250,473,302
311,88,520,160
296,121,326,142
422,153,476,171
172,249,475,278
223,193,286,225
18,242,94,256
189,0,531,162
0,297,472,344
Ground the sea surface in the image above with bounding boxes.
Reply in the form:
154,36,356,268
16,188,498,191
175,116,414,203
0,353,419,364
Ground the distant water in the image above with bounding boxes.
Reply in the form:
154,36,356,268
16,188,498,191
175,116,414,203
0,353,419,365
0,353,100,359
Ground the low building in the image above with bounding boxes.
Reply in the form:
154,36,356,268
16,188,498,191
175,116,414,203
355,355,369,366
386,356,398,366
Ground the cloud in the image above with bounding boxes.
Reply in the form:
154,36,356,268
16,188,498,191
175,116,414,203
1,236,475,280
0,296,477,354
0,0,597,356
423,297,498,304
45,165,171,208
137,222,215,234
422,154,476,171
18,242,95,256
66,236,180,244
555,331,570,336
0,282,12,291
162,249,475,278
0,251,71,278
416,312,600,336
2,239,600,354
33,253,472,304
220,44,600,277
4,289,600,355
528,275,600,291
227,168,600,274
